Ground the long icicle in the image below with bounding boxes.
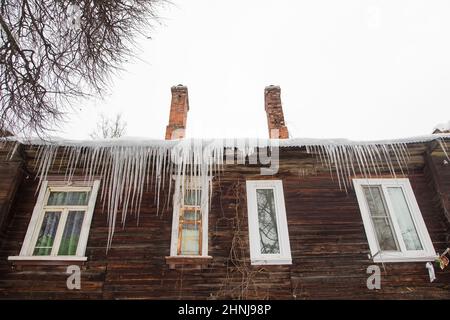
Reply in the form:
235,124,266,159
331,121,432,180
18,135,449,251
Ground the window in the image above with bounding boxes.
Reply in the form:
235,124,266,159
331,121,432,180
246,180,292,265
353,178,436,263
9,180,100,262
169,177,210,257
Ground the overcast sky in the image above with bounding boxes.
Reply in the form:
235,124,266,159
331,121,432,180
57,0,450,141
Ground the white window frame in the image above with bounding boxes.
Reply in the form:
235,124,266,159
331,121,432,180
169,176,211,257
246,180,292,265
353,178,437,263
8,180,100,262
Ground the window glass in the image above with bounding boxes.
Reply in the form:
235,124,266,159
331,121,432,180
58,211,85,255
256,189,280,254
180,223,200,255
183,210,200,222
387,187,423,250
47,191,90,206
184,189,201,206
363,186,399,251
178,186,204,256
33,211,61,256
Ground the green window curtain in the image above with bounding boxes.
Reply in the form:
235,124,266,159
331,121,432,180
33,211,61,256
58,211,85,255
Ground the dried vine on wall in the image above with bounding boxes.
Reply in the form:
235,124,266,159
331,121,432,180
211,180,267,300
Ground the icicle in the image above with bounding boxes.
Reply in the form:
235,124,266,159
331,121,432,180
7,142,19,160
438,138,450,161
10,133,446,251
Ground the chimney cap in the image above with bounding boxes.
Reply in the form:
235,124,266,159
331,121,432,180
171,84,188,91
264,85,281,92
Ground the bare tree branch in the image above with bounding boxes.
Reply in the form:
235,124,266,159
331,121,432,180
0,0,163,137
90,113,126,139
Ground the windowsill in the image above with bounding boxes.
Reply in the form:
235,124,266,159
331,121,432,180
371,254,438,263
8,255,87,266
165,255,213,269
251,258,292,266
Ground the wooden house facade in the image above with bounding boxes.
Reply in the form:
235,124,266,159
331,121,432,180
0,86,449,299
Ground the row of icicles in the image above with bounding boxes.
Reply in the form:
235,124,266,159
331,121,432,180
2,137,449,250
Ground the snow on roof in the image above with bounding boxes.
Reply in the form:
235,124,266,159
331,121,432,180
4,133,450,148
2,132,449,250
434,120,450,133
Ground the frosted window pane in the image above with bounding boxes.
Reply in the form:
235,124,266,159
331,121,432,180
183,210,200,222
58,211,85,255
387,187,423,250
47,192,66,206
363,186,399,251
363,186,387,217
180,224,200,255
371,217,399,251
184,189,201,206
47,191,89,206
256,189,280,254
33,211,61,255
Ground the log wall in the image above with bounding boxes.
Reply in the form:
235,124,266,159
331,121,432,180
0,144,23,239
0,145,449,299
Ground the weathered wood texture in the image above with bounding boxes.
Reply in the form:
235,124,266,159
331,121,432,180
425,147,450,224
0,144,23,239
0,145,449,299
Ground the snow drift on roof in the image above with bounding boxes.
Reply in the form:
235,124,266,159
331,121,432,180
434,120,450,133
3,132,450,147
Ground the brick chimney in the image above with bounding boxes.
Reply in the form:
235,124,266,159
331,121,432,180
165,84,189,140
264,85,289,139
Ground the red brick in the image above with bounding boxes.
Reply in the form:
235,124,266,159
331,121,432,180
264,85,289,139
165,85,189,140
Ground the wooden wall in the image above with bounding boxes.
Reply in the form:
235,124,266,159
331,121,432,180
0,144,23,239
0,146,449,299
425,147,450,224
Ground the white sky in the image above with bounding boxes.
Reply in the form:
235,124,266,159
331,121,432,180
57,0,450,141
